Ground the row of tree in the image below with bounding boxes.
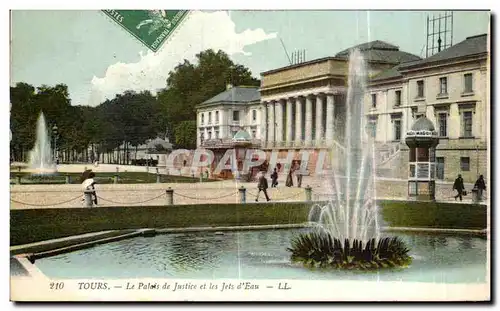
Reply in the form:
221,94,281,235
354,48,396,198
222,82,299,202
10,49,260,164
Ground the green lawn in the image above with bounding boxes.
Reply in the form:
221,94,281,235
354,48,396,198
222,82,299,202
10,200,487,246
10,171,218,184
379,200,487,230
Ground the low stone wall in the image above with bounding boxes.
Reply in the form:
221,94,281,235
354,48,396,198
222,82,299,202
11,200,487,246
10,202,311,245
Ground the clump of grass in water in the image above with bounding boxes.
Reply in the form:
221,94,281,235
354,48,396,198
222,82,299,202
287,231,412,270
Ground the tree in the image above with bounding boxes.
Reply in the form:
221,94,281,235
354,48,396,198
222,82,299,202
174,120,197,149
10,83,36,161
10,83,74,162
10,49,261,163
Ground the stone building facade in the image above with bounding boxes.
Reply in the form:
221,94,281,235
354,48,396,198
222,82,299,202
195,85,264,178
194,35,490,183
367,34,489,182
258,40,422,173
196,85,262,148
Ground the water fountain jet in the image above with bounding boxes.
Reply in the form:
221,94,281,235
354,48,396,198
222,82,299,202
28,112,57,175
287,49,412,270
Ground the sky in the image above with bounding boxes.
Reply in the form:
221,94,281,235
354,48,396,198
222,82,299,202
10,10,490,107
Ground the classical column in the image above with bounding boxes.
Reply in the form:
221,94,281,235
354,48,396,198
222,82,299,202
261,102,267,147
268,101,275,145
315,94,324,145
275,100,284,144
286,98,293,146
305,95,313,146
325,93,335,145
219,110,225,138
295,97,303,145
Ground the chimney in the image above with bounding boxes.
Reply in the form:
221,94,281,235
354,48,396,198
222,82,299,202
226,83,233,90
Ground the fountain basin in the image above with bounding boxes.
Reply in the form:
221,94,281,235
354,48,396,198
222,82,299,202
30,228,487,283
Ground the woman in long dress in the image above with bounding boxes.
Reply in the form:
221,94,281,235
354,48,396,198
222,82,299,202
81,170,98,207
286,168,294,187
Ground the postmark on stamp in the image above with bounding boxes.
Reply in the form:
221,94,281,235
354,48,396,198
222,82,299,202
102,10,189,52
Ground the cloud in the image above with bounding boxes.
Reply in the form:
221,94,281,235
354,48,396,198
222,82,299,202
87,11,277,106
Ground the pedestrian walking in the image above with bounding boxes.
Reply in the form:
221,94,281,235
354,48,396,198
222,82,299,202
255,172,271,202
453,174,465,201
474,175,486,201
296,170,303,188
294,162,303,188
271,168,278,187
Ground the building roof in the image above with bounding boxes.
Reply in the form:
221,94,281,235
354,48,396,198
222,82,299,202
335,40,422,64
336,40,400,55
370,59,422,82
146,137,173,150
370,65,403,81
411,116,436,132
198,86,260,107
370,34,488,82
232,129,252,142
400,34,488,69
262,40,421,76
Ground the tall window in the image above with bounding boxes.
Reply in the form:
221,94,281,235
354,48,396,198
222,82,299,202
208,131,212,139
201,113,204,125
393,119,401,141
371,94,377,108
460,157,470,171
395,90,401,107
417,80,424,98
436,157,445,180
215,130,219,139
215,111,219,124
233,110,240,121
438,113,448,137
368,120,377,138
208,112,212,124
252,110,257,122
464,73,473,93
439,77,448,95
252,130,256,138
462,111,473,137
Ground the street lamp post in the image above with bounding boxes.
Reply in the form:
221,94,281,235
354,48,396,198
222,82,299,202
199,133,205,181
52,124,58,164
476,144,479,177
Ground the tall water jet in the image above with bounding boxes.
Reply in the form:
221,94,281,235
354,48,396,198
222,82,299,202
288,49,411,270
312,48,380,243
29,112,56,174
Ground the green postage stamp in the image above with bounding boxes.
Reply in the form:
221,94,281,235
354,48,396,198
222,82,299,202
102,10,189,52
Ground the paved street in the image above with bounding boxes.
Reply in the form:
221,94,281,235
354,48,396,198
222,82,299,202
10,164,487,209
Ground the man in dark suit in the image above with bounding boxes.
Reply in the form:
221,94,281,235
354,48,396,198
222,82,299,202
256,172,271,202
453,174,465,201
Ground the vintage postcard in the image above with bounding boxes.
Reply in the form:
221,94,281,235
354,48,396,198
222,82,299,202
9,7,491,302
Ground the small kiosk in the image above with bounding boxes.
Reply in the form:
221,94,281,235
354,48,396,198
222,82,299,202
405,116,440,201
232,129,253,180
